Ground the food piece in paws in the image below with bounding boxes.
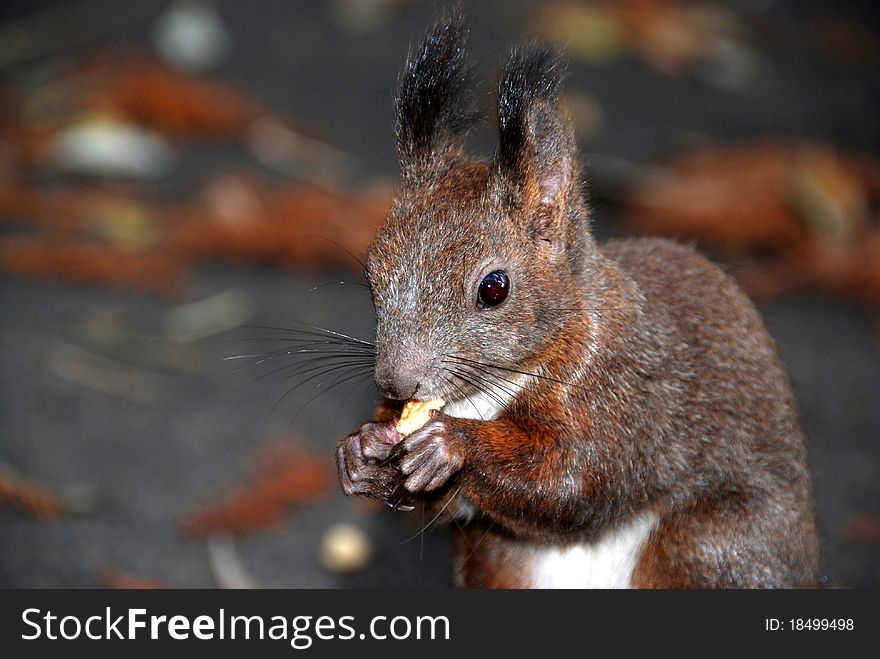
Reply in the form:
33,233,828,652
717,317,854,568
395,398,445,437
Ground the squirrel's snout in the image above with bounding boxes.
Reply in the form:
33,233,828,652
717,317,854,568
374,356,429,401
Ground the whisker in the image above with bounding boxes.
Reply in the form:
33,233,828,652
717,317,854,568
256,319,374,347
442,366,510,409
224,345,373,365
445,354,588,391
333,367,378,420
289,369,375,423
462,520,496,565
219,323,374,351
443,360,522,402
545,307,625,312
309,280,371,291
276,365,378,417
271,363,375,416
230,353,374,391
442,358,522,401
282,359,376,383
224,334,373,346
443,376,484,420
224,347,374,364
443,368,508,412
298,233,368,272
401,485,463,545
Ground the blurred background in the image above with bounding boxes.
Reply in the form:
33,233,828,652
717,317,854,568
1,0,878,588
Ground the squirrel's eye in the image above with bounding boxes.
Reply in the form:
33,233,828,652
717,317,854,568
478,271,509,308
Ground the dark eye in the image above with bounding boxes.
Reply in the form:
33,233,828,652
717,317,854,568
477,271,509,308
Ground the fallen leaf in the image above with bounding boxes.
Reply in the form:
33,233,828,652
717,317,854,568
85,55,261,139
735,232,880,305
614,1,743,76
0,174,388,295
0,238,185,296
180,443,333,536
625,142,878,253
819,18,880,72
101,569,167,589
0,466,68,519
534,0,757,88
246,116,359,185
533,2,630,64
842,514,880,545
168,177,390,271
163,289,254,343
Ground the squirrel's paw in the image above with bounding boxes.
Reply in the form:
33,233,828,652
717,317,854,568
336,421,401,501
395,417,464,493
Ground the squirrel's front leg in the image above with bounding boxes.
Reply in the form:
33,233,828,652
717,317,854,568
391,413,604,538
391,412,464,493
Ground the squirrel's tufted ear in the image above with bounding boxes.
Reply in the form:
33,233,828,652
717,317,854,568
395,7,477,181
494,45,579,244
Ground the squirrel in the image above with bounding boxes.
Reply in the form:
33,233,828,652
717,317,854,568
335,10,819,588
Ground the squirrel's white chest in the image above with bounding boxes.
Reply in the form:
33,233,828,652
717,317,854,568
524,512,659,588
444,373,528,420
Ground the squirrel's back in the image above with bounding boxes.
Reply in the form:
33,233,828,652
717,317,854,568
603,236,818,587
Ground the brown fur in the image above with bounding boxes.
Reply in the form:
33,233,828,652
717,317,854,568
336,11,819,588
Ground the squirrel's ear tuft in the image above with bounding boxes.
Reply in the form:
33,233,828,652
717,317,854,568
395,6,477,179
495,45,578,240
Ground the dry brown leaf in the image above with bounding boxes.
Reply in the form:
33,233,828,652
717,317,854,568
626,143,878,253
0,176,390,294
0,47,389,294
533,2,629,64
101,569,167,589
0,185,158,234
842,514,880,545
627,142,880,305
615,1,742,75
735,232,880,305
0,469,68,519
180,443,333,536
84,56,261,139
168,178,390,270
0,238,185,296
0,54,262,172
534,0,747,77
820,18,880,72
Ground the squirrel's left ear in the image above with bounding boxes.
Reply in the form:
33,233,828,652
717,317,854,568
494,45,578,245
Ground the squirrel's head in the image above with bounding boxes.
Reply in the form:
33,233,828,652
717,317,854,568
366,10,596,402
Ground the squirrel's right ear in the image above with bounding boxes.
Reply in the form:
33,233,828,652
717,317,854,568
394,7,476,180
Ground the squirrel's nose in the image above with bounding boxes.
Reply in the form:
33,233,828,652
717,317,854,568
374,360,425,400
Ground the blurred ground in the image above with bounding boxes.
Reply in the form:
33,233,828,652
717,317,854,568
1,0,878,588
